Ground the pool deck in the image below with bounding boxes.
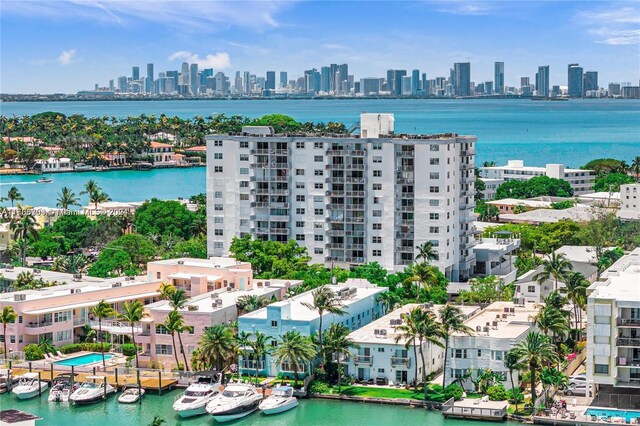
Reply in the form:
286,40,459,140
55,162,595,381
534,405,640,425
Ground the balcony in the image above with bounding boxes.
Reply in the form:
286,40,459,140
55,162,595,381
354,355,373,364
73,317,88,326
616,357,640,367
326,149,345,156
397,150,415,157
345,191,365,197
269,228,290,235
617,338,640,347
617,318,640,327
391,357,411,367
90,320,142,335
327,163,345,170
25,321,54,329
346,164,365,170
345,257,365,264
395,246,414,253
615,378,640,388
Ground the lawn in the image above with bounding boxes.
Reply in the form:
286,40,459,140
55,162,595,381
324,385,424,400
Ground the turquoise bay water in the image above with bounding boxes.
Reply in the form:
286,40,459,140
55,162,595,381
0,392,507,426
53,353,113,367
0,98,638,207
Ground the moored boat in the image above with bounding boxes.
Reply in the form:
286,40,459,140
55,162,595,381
206,383,263,422
48,373,78,403
69,376,116,405
259,386,298,415
11,372,49,400
118,385,145,404
172,372,223,418
0,369,19,394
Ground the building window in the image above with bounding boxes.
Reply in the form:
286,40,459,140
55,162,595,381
239,154,249,161
477,350,482,357
240,168,249,175
296,195,306,202
373,170,382,177
156,272,161,279
240,181,249,188
314,183,324,189
313,195,323,202
373,156,382,163
453,349,467,359
430,158,440,165
214,191,223,198
271,321,278,328
155,325,171,335
430,227,439,234
240,141,249,148
372,236,382,244
594,364,609,374
372,142,382,150
373,183,382,190
429,172,439,179
314,222,324,229
314,156,323,162
373,250,382,256
429,213,439,220
528,286,536,293
314,142,323,149
373,223,382,230
430,144,440,151
296,169,305,176
214,140,223,147
314,170,323,176
155,344,173,355
378,368,385,373
314,248,324,254
296,234,305,241
429,199,439,206
214,229,223,236
214,166,223,173
240,219,248,226
296,142,305,149
214,153,223,160
296,208,305,215
491,351,504,361
296,182,305,189
215,217,224,223
314,209,324,215
314,235,323,242
378,347,385,352
296,221,305,228
373,210,382,217
429,186,440,193
240,194,249,201
373,197,380,204
214,242,224,249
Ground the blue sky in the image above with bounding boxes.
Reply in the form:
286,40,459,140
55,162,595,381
1,0,639,93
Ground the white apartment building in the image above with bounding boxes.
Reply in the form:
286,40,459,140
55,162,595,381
586,248,640,391
619,183,640,221
445,301,540,390
206,113,477,280
344,303,478,385
480,160,595,195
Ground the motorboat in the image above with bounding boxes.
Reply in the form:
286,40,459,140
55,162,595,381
74,163,95,172
132,162,153,170
69,376,116,405
35,177,53,183
0,369,19,394
173,372,223,418
48,374,78,403
118,385,145,404
259,386,298,415
11,372,49,400
206,384,263,422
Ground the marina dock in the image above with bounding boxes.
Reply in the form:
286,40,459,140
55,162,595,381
442,397,508,421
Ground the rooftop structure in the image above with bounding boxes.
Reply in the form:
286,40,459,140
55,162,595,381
497,204,600,225
554,245,616,264
472,232,520,283
515,260,598,303
619,183,640,221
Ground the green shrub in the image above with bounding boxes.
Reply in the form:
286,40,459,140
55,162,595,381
444,384,464,401
425,384,446,402
508,388,524,403
24,344,45,361
121,343,140,356
487,385,508,401
309,380,330,394
60,342,110,354
60,344,82,354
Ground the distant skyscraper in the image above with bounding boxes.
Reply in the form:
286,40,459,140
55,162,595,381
117,76,128,92
279,71,287,88
484,81,493,95
401,75,412,95
337,64,348,93
243,71,250,95
132,66,140,81
608,83,621,96
494,62,504,95
320,67,330,93
181,62,190,86
568,64,584,97
454,62,471,96
190,63,199,95
386,69,395,93
215,72,229,95
166,71,179,92
360,78,382,95
536,65,550,97
520,77,531,96
411,69,420,95
584,71,598,93
265,71,276,90
108,79,114,91
234,71,242,93
146,63,154,94
329,64,338,92
392,70,407,95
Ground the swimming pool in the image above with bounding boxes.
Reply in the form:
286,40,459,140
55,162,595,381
53,353,113,367
585,409,640,421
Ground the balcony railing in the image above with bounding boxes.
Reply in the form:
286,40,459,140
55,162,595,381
73,317,88,326
353,355,373,364
616,357,640,367
617,338,640,347
25,321,53,329
391,357,411,367
618,318,640,327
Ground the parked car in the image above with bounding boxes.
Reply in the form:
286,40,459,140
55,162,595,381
564,382,587,396
568,374,586,385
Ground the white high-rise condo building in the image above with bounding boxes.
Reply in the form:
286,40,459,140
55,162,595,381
206,113,477,280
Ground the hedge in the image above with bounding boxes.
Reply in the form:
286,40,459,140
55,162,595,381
24,344,45,361
60,342,111,354
121,343,141,357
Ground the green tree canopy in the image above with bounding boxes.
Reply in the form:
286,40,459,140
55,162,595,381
51,214,94,248
593,172,634,192
134,199,195,240
583,158,627,176
495,175,574,199
229,235,311,277
88,234,156,277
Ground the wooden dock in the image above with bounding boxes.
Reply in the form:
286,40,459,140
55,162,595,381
442,397,508,421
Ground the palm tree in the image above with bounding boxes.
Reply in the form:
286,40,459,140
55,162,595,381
119,301,146,368
80,180,111,210
158,282,175,300
323,323,359,394
563,272,589,338
249,331,271,384
439,305,473,388
55,254,88,274
510,332,559,406
10,214,39,266
235,331,251,381
632,156,640,182
404,262,439,302
164,310,187,370
91,300,114,370
415,241,438,264
534,305,570,340
236,295,268,314
164,286,190,370
504,351,522,413
301,286,347,362
271,331,316,387
377,291,401,315
56,186,80,209
533,253,573,292
198,324,235,371
6,186,24,207
0,306,17,360
190,214,207,238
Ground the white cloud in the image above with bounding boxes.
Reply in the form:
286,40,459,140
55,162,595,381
596,29,640,45
435,1,492,15
578,6,640,45
57,49,76,65
321,43,346,50
168,51,231,69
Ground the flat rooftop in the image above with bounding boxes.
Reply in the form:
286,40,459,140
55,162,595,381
588,248,640,302
498,205,598,224
206,132,473,142
456,301,539,339
483,164,588,174
149,257,249,269
349,303,479,345
554,245,616,264
0,266,104,285
488,198,553,208
240,282,386,322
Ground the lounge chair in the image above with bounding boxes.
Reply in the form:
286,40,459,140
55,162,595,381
569,411,576,420
43,353,54,361
55,351,66,359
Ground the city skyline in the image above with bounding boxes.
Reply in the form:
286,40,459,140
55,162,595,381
1,0,639,93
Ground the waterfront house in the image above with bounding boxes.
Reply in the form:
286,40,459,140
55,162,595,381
237,279,387,377
445,301,541,390
144,141,175,166
34,157,73,173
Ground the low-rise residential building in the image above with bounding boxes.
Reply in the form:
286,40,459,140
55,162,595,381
480,160,595,194
586,248,640,392
445,301,541,390
35,157,73,173
237,279,387,377
487,198,554,215
480,178,504,200
144,141,175,166
619,184,640,221
472,231,520,284
515,260,598,303
497,204,599,225
0,222,12,251
343,303,478,385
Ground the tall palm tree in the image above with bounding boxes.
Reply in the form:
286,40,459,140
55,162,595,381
10,214,39,266
533,305,570,348
249,331,271,384
510,332,559,406
6,186,24,207
236,295,268,314
301,286,347,362
404,262,439,302
323,323,359,394
533,253,573,292
91,300,114,370
271,331,316,387
158,282,175,300
164,286,190,370
55,186,80,209
235,331,251,381
119,301,146,368
415,241,438,264
0,306,17,360
190,214,207,239
80,180,111,210
164,310,186,370
377,291,401,315
504,351,522,413
632,156,640,182
439,305,473,388
198,324,235,371
563,272,589,338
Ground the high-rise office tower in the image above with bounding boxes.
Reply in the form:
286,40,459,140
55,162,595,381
329,64,338,92
181,62,190,86
215,72,229,95
108,79,114,91
337,64,348,94
421,73,427,94
386,69,395,93
146,63,154,94
608,83,621,96
536,65,550,97
234,71,242,94
401,76,412,95
266,71,276,90
243,71,251,95
568,64,584,97
117,76,128,92
584,71,598,94
494,62,504,95
360,78,382,95
392,70,407,96
411,69,420,95
520,77,531,96
320,67,330,93
166,71,179,92
453,62,471,96
189,63,199,95
484,81,493,95
132,66,140,81
280,71,287,88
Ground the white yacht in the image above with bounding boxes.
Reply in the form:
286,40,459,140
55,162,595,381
0,369,19,394
118,385,145,404
48,373,78,403
206,384,263,422
259,386,298,415
173,372,223,418
11,372,49,400
69,376,116,405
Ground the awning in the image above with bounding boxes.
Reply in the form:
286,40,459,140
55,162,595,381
168,272,197,279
